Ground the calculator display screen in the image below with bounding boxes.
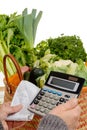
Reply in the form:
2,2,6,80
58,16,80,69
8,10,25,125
48,76,79,92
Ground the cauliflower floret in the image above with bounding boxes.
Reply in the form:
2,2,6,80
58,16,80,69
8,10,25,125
53,59,72,67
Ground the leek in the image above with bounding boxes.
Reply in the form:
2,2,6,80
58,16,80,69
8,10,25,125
14,8,42,49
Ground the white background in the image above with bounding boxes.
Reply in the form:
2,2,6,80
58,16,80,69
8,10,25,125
0,0,87,51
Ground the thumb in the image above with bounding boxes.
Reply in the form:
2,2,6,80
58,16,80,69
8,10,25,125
7,104,23,115
57,98,78,111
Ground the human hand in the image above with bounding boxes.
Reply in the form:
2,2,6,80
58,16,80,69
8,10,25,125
0,102,23,121
49,98,81,130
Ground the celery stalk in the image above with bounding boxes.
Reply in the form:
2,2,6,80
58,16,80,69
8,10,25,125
0,40,15,76
0,60,4,72
2,41,16,74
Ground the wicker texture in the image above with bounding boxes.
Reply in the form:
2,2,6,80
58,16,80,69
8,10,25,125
7,115,41,130
77,92,87,130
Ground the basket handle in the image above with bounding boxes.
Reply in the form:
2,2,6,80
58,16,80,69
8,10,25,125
3,54,23,93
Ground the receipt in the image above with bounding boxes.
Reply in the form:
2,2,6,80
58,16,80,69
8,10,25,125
7,80,40,121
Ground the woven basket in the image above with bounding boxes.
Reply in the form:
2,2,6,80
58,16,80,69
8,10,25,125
76,91,87,130
3,54,23,102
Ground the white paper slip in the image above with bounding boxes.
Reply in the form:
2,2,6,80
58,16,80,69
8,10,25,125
7,80,40,121
0,72,5,87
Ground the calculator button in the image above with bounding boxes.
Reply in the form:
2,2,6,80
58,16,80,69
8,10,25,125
45,92,50,97
30,104,36,109
34,99,39,104
59,98,65,102
37,95,42,100
46,98,51,103
38,101,44,106
53,95,60,100
48,89,53,93
51,100,57,105
40,91,45,96
41,97,47,102
51,90,57,94
57,92,62,96
64,95,70,98
49,93,54,98
56,102,62,106
40,107,45,113
35,106,40,111
43,88,48,91
43,102,48,108
48,105,54,110
44,109,49,114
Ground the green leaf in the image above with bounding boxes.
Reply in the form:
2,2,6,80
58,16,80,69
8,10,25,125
23,14,33,48
22,8,28,16
33,11,42,43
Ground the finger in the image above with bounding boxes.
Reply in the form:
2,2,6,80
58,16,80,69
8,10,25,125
56,98,78,111
2,120,8,130
66,105,81,120
58,106,81,130
68,106,81,129
7,104,23,115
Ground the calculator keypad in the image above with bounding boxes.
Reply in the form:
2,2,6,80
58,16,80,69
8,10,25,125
28,86,77,116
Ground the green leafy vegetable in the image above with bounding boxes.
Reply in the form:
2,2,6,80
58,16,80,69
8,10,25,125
35,35,87,62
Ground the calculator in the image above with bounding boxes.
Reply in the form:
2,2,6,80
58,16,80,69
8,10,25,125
28,71,85,116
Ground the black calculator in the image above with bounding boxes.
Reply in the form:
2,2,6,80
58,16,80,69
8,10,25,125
28,71,85,116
